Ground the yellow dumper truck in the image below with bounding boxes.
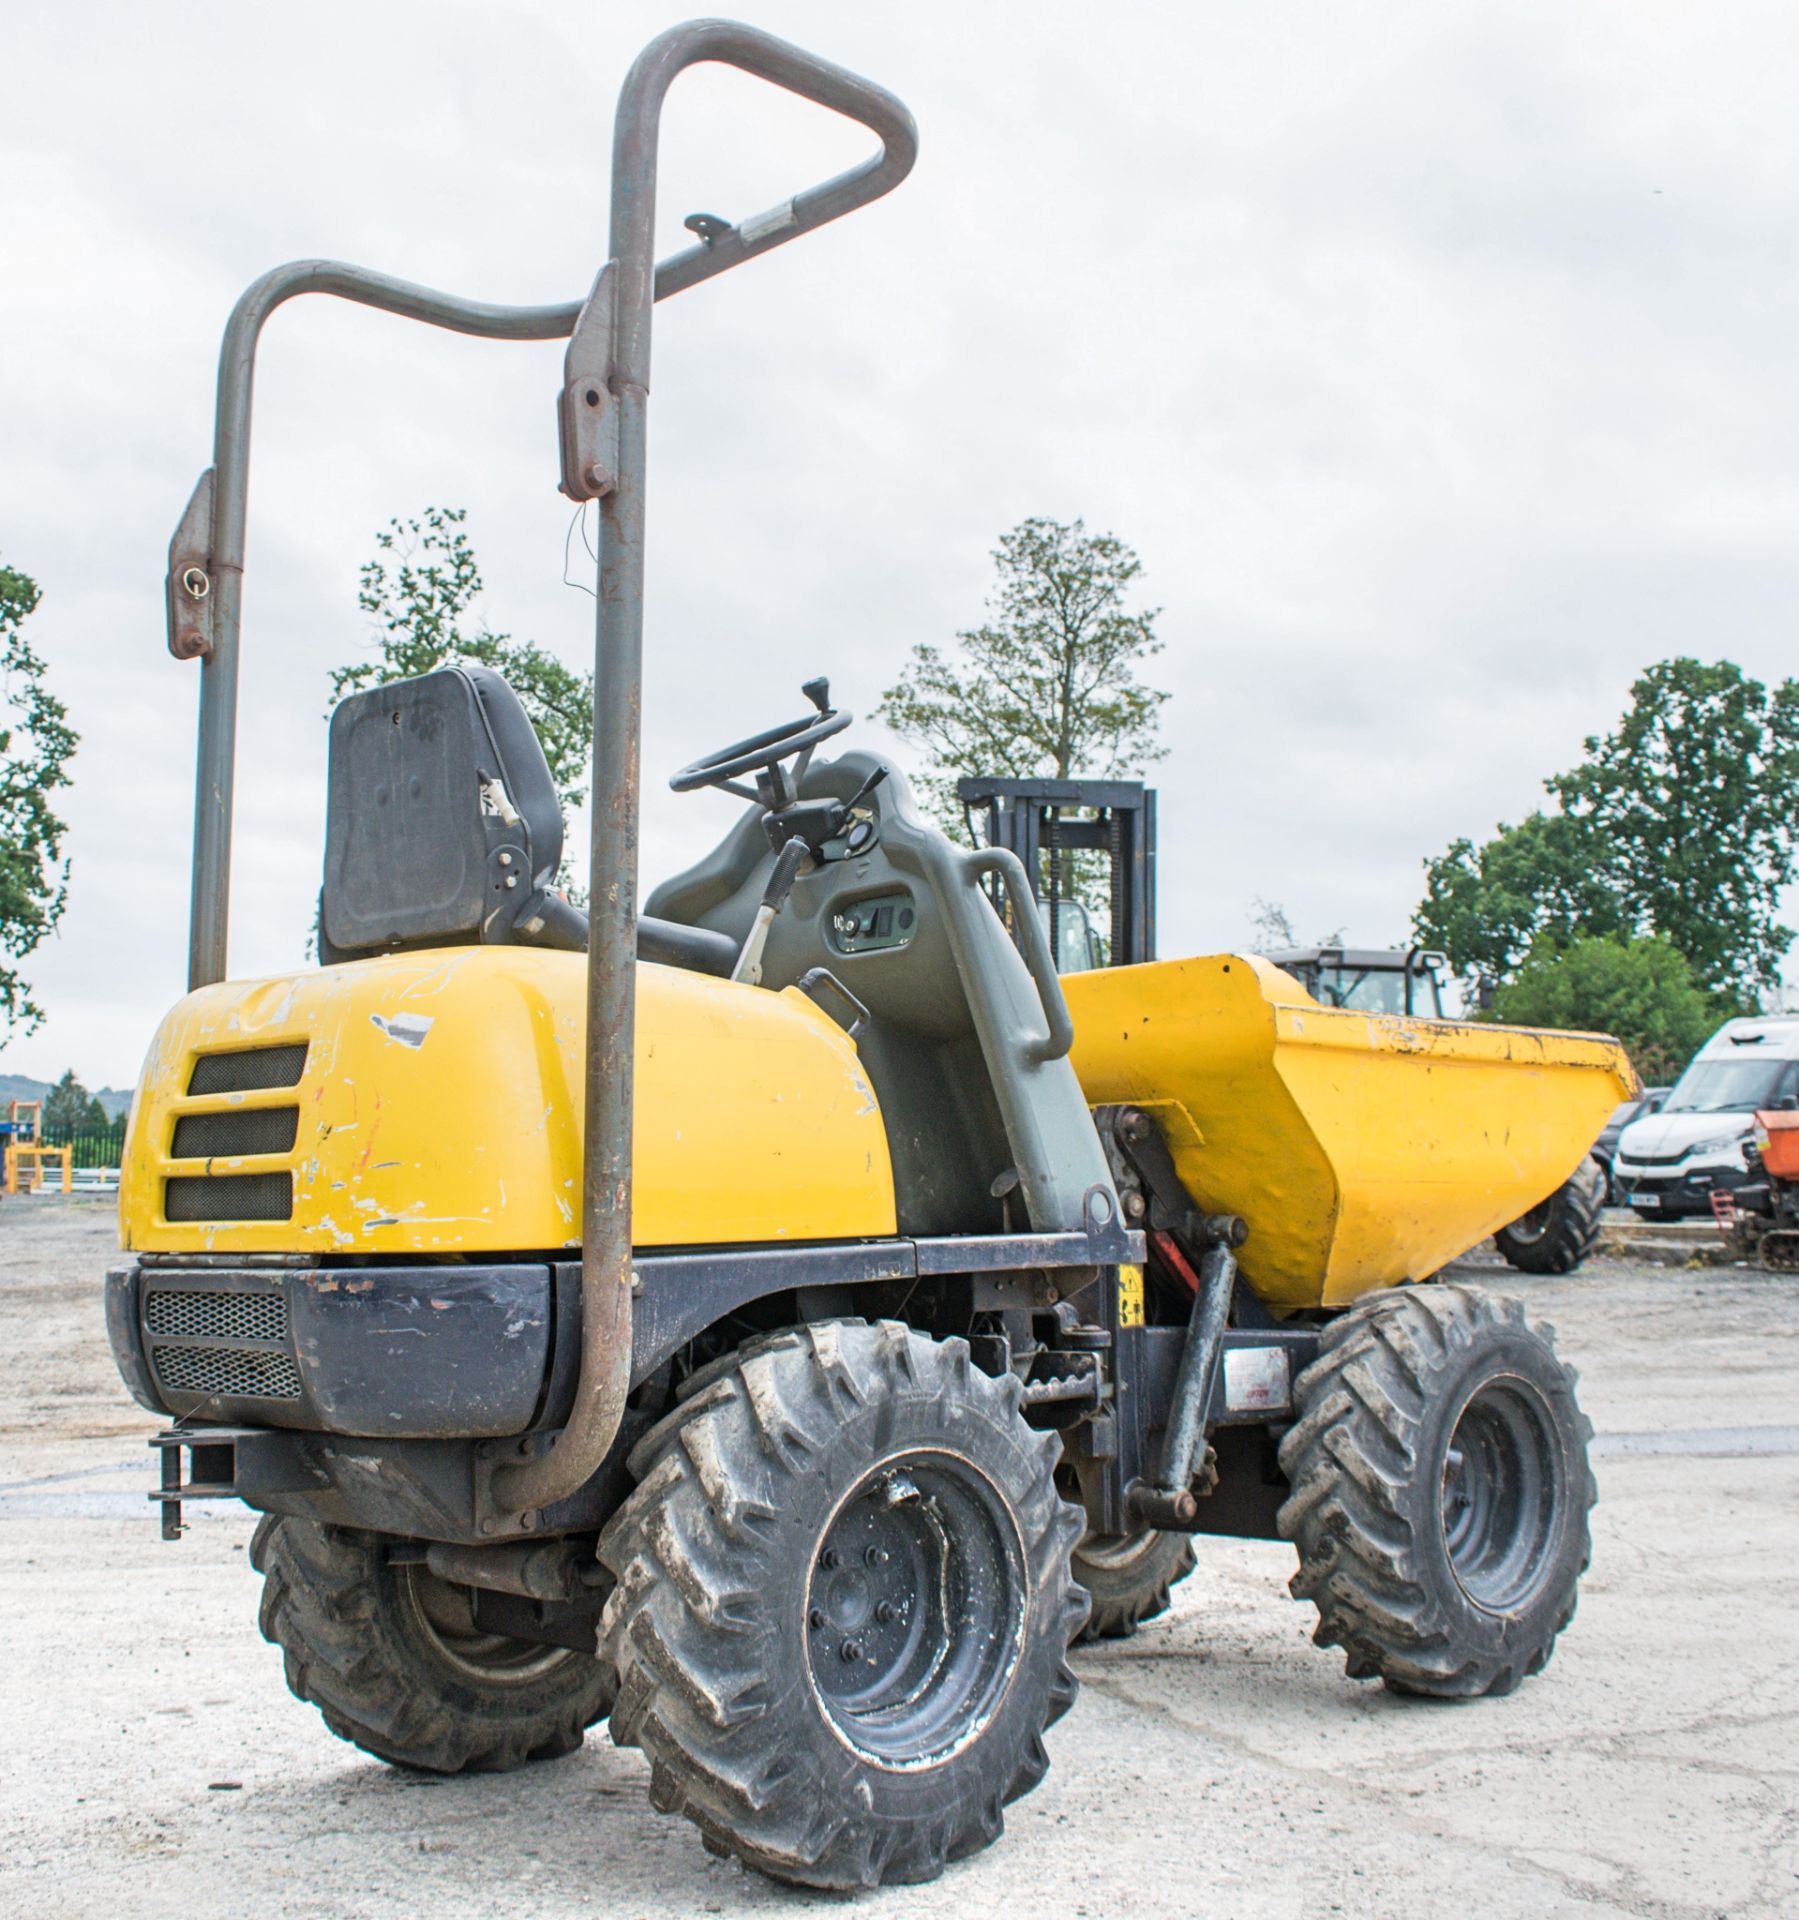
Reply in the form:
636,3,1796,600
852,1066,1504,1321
106,19,1634,1891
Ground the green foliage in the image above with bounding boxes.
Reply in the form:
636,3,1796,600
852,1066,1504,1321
1549,659,1799,990
1416,812,1619,985
875,517,1169,837
42,1067,106,1135
1488,935,1735,1086
332,508,592,812
0,563,77,1045
1416,658,1799,994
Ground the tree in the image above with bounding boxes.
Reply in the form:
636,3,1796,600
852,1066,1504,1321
1247,896,1346,951
876,517,1169,836
43,1068,106,1135
1248,897,1296,948
332,508,592,813
1488,935,1732,1086
1550,659,1799,991
1416,659,1799,994
0,562,77,1046
1415,811,1620,986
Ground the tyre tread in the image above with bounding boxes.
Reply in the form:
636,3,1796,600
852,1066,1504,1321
1277,1284,1595,1698
1496,1155,1606,1275
255,1516,612,1773
597,1318,1083,1889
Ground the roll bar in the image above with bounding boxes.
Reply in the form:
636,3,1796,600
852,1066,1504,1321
165,19,917,1515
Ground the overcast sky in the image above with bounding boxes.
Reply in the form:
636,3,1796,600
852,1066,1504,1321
5,0,1799,1087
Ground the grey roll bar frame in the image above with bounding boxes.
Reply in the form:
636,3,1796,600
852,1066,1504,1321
163,19,918,1515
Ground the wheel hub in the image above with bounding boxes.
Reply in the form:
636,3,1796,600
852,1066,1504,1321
1439,1376,1565,1612
806,1454,1025,1768
404,1566,572,1684
1504,1201,1552,1246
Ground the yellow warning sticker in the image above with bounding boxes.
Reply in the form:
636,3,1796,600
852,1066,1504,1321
1116,1262,1145,1328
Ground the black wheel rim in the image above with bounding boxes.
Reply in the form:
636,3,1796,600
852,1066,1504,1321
1439,1376,1565,1611
806,1450,1026,1768
1075,1527,1165,1575
1504,1202,1552,1246
402,1566,573,1684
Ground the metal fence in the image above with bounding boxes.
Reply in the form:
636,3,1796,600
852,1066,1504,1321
41,1119,129,1169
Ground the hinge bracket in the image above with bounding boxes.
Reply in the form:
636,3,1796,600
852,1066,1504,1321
166,467,216,660
558,263,619,502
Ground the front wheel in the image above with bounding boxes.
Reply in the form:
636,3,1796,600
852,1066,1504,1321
1495,1154,1605,1275
598,1321,1086,1890
1276,1284,1594,1698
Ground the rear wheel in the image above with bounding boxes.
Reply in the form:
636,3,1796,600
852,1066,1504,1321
1071,1524,1196,1641
598,1320,1086,1889
252,1515,613,1772
1276,1284,1594,1698
1494,1154,1605,1275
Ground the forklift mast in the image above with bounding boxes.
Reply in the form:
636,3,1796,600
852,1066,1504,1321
958,776,1157,970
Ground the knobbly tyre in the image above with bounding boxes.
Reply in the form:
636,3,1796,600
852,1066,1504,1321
107,18,1634,1891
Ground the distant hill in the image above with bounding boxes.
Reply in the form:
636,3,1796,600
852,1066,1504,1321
0,1073,133,1121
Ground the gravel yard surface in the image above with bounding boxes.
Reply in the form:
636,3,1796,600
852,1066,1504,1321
2,1197,1795,1918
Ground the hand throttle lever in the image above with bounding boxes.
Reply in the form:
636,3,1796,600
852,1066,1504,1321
731,837,812,986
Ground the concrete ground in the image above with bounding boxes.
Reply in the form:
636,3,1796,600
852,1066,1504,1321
1,1196,1795,1919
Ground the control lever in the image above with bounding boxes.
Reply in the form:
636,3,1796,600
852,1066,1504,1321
785,675,838,799
761,764,890,859
841,763,887,813
732,836,811,986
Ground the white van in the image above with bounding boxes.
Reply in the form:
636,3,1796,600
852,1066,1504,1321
1613,1014,1799,1218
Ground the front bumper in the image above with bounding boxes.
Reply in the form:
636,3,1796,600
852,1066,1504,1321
1613,1162,1768,1219
107,1260,568,1440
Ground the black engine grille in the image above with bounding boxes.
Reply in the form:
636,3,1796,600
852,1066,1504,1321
187,1045,308,1097
171,1107,299,1160
145,1288,289,1343
165,1172,293,1222
151,1342,302,1401
144,1284,300,1403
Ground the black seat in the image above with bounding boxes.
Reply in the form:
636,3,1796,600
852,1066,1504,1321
319,666,735,976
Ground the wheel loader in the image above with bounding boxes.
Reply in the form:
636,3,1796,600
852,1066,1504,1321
106,19,1636,1891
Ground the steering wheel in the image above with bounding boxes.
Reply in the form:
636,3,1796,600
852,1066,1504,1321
670,678,852,796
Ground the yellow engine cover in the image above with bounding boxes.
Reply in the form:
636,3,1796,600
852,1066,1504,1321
120,948,896,1257
1065,954,1635,1311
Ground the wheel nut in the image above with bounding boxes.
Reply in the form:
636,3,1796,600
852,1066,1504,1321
865,1545,888,1567
820,1548,839,1570
841,1640,863,1663
808,1608,825,1630
874,1600,895,1624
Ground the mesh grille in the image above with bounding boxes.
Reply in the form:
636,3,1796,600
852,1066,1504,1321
171,1107,298,1160
144,1288,288,1343
187,1045,308,1096
151,1343,302,1400
165,1172,293,1222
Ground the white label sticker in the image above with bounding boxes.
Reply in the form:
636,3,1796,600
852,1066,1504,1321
370,1012,434,1049
739,198,798,247
1224,1346,1291,1413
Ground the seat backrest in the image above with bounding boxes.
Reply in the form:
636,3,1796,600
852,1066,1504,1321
320,666,569,961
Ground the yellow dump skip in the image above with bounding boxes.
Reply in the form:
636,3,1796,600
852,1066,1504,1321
1065,955,1635,1311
